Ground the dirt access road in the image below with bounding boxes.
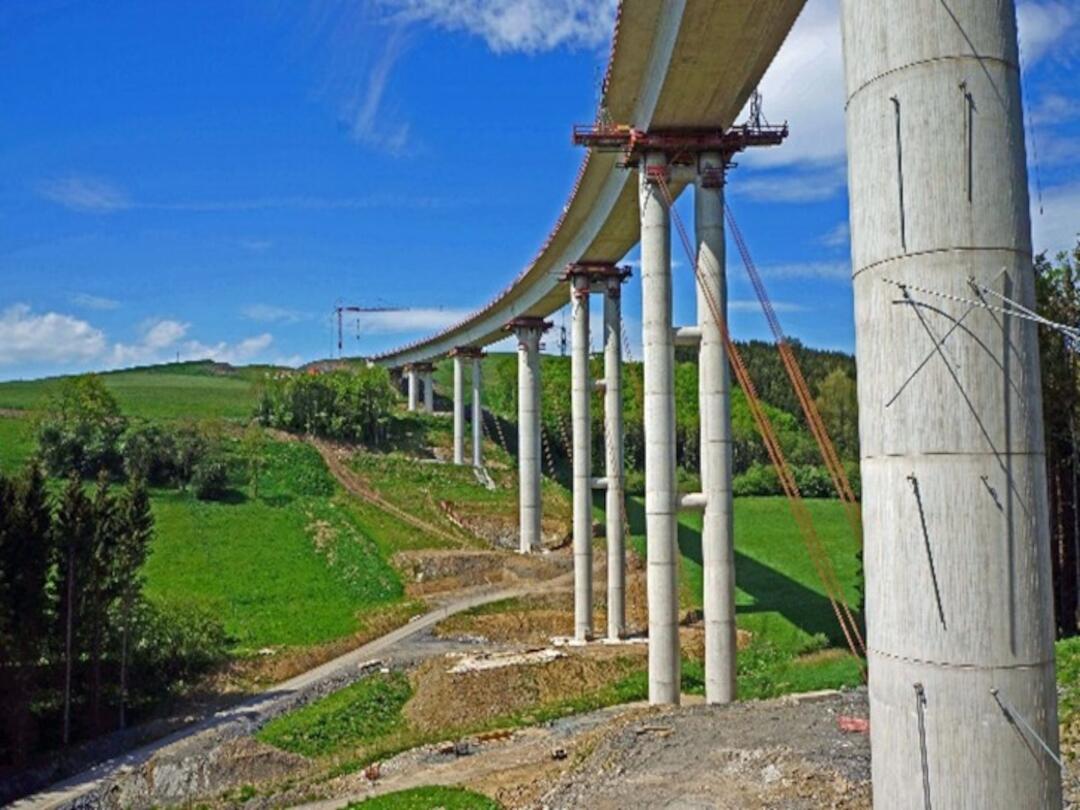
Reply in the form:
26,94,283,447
16,576,579,810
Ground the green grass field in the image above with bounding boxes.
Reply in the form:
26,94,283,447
0,416,35,474
258,672,412,756
0,361,263,420
623,494,865,691
145,440,404,651
346,787,501,810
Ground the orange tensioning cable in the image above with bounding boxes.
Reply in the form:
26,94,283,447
654,173,867,664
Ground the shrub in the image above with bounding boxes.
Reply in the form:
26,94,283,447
258,367,397,444
733,463,782,497
191,459,229,501
120,422,177,484
35,375,127,477
127,598,230,695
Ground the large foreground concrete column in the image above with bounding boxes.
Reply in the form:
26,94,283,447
841,1,1060,806
452,355,465,465
406,366,419,412
515,322,544,554
640,153,680,704
471,356,483,468
696,153,735,705
604,275,627,640
570,274,593,641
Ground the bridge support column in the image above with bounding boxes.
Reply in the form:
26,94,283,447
640,152,680,704
840,1,1059,806
421,366,434,412
570,274,593,640
603,273,627,640
511,320,547,554
406,366,419,412
696,153,735,704
452,355,465,464
471,355,483,468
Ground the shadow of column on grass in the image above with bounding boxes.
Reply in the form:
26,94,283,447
621,495,850,645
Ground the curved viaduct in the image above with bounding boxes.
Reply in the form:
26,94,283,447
375,2,1062,807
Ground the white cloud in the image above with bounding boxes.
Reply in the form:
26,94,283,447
37,176,130,213
378,0,617,53
1017,1,1079,64
0,305,106,365
0,307,282,371
109,319,191,366
1032,181,1080,256
70,292,120,311
355,307,474,334
740,0,844,169
243,304,311,324
183,333,274,365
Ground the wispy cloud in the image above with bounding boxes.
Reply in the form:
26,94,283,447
37,176,463,215
1032,180,1080,256
243,304,311,324
1018,1,1080,63
732,165,848,203
819,222,849,248
342,25,412,154
377,0,617,53
70,292,121,311
355,307,474,334
729,299,806,313
36,176,130,213
237,238,274,252
759,261,850,281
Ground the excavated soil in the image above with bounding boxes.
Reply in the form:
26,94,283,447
537,690,872,810
393,549,570,597
403,647,644,736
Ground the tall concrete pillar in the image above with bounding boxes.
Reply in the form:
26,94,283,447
406,367,419,412
570,275,593,641
696,153,735,704
422,368,434,412
515,322,544,554
604,274,627,640
840,1,1059,805
452,355,465,465
471,356,483,468
640,152,680,704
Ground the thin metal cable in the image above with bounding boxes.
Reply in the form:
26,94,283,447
883,277,1080,342
990,687,1080,789
914,683,933,810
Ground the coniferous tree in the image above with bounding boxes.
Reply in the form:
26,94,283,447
0,463,53,760
85,472,119,731
53,471,93,746
114,477,152,728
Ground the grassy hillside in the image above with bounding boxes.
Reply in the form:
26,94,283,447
146,440,404,650
0,361,264,420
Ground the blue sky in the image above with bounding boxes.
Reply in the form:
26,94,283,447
1,0,1077,380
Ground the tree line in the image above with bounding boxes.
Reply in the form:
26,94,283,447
1037,240,1080,637
0,465,151,762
